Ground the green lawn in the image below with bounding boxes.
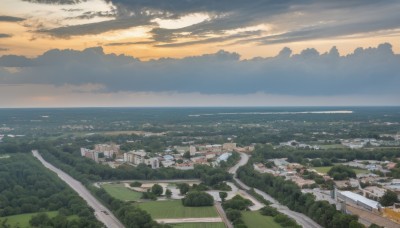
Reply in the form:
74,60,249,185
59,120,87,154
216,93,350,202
171,223,225,228
0,211,78,228
137,200,219,219
313,166,334,173
313,166,368,174
241,211,282,228
102,183,142,201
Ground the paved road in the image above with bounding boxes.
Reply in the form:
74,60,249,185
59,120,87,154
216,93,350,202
32,150,125,228
230,152,322,228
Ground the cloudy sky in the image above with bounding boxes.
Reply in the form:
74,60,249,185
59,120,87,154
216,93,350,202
0,0,399,107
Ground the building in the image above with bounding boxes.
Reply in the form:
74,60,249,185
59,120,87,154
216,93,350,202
216,152,232,163
223,143,237,151
124,150,147,165
146,157,160,169
189,145,196,156
80,148,100,163
336,190,381,212
94,143,120,158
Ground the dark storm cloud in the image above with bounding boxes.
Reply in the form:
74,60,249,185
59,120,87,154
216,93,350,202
23,0,86,4
0,34,12,38
33,0,400,44
105,41,155,46
39,16,154,37
154,31,262,47
0,16,25,22
0,43,399,97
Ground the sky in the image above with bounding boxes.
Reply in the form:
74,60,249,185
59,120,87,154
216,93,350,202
0,0,399,107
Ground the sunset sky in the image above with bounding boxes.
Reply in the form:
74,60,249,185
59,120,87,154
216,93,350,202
0,0,399,107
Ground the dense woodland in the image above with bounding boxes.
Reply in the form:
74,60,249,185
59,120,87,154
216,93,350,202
0,154,101,227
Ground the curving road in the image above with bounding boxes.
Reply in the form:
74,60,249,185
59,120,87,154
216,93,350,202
32,150,125,228
229,152,322,228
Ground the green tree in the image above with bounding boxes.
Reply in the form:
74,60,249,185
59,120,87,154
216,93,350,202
165,189,172,198
380,190,399,206
151,184,163,196
226,208,241,221
177,183,190,195
219,192,228,202
181,191,214,207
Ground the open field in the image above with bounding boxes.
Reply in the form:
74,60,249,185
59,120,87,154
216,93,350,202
102,183,142,201
241,211,282,228
137,200,219,219
0,211,78,228
313,166,368,174
171,223,225,228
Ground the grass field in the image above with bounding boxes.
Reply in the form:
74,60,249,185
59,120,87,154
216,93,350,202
171,223,225,228
241,211,282,228
102,183,142,201
137,200,219,219
0,211,78,228
313,166,368,174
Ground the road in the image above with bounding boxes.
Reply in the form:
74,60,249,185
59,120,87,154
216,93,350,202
32,150,125,228
230,152,322,228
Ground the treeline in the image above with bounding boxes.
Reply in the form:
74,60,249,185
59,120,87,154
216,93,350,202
39,145,231,185
0,154,101,227
237,164,363,228
253,145,400,163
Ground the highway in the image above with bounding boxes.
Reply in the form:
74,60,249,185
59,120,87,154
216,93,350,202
32,150,125,228
229,152,322,228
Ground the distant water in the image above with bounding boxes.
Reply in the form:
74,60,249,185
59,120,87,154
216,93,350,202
189,110,353,117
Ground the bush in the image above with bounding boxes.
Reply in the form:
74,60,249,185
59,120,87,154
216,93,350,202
222,195,252,211
260,206,278,217
130,181,142,187
181,191,214,207
328,165,356,180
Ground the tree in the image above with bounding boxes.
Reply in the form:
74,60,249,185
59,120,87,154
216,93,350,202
165,189,172,198
219,192,228,202
181,191,214,207
183,151,191,159
29,213,50,227
177,183,190,195
226,208,241,221
380,190,399,206
130,181,142,187
151,184,163,196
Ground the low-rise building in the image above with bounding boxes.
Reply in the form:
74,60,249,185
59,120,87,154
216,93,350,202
336,190,381,212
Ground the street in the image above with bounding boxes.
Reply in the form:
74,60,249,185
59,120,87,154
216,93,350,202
32,150,125,228
230,152,322,228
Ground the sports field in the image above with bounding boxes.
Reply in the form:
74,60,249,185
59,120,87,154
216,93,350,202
171,223,225,228
102,183,142,201
241,211,282,228
0,211,78,228
137,200,219,219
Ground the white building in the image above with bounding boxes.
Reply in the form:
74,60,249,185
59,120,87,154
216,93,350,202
337,190,381,212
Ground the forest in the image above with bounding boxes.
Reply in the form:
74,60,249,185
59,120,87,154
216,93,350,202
0,154,101,227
